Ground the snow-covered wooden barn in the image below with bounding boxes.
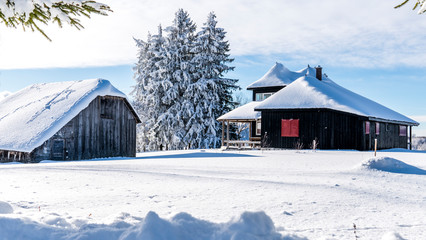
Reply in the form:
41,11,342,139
0,79,141,163
218,63,419,150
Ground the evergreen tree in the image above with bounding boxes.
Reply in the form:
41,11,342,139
156,8,197,150
133,10,239,151
190,12,239,148
132,26,168,151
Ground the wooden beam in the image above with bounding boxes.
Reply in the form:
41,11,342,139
221,121,225,147
226,120,230,147
409,125,412,150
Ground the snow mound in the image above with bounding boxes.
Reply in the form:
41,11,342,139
360,157,426,174
0,201,13,214
0,211,307,240
381,232,407,240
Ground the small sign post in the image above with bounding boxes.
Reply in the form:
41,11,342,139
374,138,377,157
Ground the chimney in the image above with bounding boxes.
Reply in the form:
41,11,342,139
315,65,322,81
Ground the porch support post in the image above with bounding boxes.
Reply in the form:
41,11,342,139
221,121,225,147
226,120,230,148
409,125,412,150
249,122,252,140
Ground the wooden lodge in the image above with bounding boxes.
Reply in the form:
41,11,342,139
218,63,419,150
0,79,141,163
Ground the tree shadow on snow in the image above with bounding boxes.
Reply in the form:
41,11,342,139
136,151,259,160
378,148,426,154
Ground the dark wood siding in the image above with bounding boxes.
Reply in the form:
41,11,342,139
260,109,409,150
30,96,137,162
363,122,408,150
261,109,364,150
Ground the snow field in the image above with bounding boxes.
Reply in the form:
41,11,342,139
0,150,425,239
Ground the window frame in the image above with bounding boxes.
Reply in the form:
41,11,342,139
255,92,274,101
375,122,380,135
256,120,261,136
365,121,370,135
399,125,407,136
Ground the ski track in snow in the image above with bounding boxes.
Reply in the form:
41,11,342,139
0,150,425,239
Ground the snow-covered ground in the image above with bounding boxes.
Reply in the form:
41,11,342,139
0,149,425,239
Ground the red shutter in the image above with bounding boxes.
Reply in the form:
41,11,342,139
281,119,290,137
281,119,299,137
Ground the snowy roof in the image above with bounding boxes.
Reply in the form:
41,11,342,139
246,62,319,89
255,75,419,126
0,79,140,153
217,101,261,121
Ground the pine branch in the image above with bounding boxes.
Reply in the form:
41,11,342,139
0,0,112,40
395,0,410,9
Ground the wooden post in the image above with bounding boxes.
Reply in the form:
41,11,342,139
226,120,230,147
409,126,412,150
374,138,377,157
221,121,225,147
249,122,252,140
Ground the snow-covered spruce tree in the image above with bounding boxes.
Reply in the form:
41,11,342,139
188,12,239,148
133,10,239,151
132,26,169,151
0,0,111,40
155,8,197,150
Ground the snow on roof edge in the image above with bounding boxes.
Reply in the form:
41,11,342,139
217,101,261,121
254,75,419,126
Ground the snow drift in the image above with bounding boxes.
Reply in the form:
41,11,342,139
0,211,306,240
0,201,13,214
360,157,426,174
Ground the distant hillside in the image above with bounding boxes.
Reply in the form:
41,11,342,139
413,137,426,150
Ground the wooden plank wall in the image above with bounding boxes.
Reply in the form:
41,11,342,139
363,122,408,150
32,96,137,162
261,109,409,150
261,109,364,150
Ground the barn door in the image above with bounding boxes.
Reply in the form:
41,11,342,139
52,140,65,160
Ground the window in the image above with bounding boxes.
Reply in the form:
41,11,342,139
255,92,274,101
399,125,407,136
365,121,370,134
375,122,380,135
281,119,299,137
256,121,261,135
100,98,114,119
263,93,272,99
52,139,64,160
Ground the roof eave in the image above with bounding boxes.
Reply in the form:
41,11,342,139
367,117,419,126
254,107,419,126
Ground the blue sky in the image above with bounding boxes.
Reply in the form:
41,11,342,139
0,0,425,136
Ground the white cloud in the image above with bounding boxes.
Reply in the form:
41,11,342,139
410,115,426,137
411,115,426,122
1,0,426,69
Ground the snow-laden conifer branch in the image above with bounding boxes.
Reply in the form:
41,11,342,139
0,0,111,40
